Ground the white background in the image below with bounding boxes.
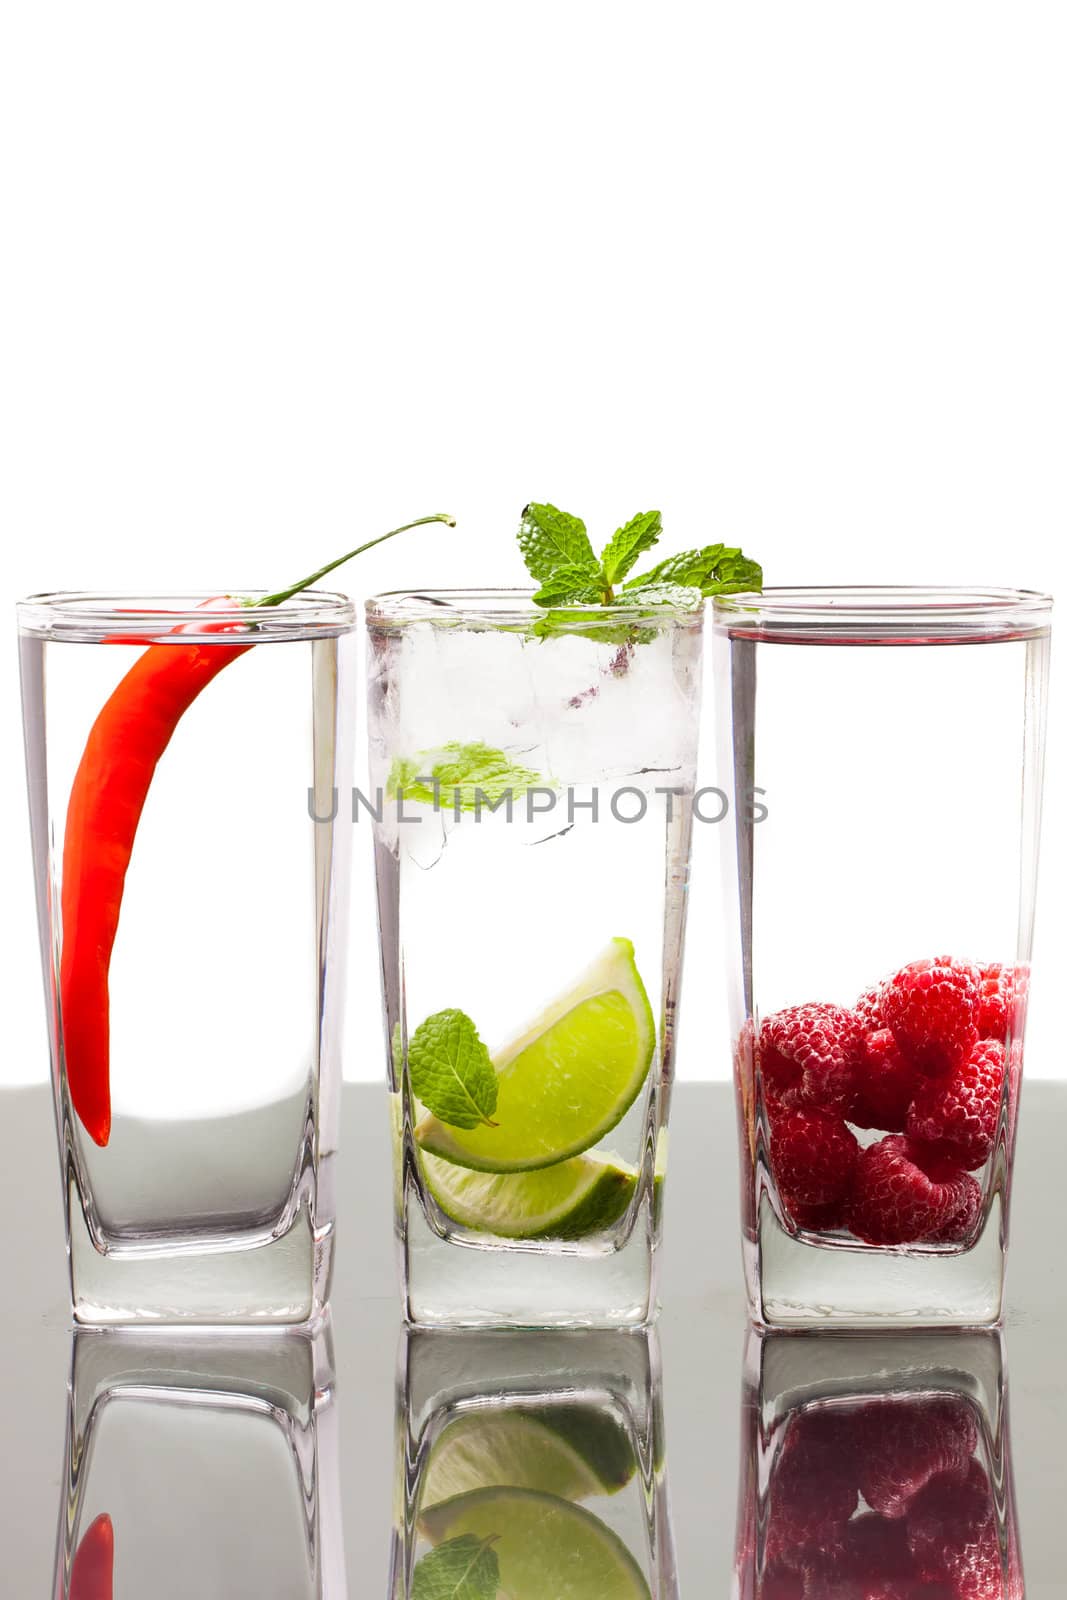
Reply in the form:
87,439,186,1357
1,2,1063,1090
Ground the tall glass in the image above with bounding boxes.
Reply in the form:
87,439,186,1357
18,591,355,1324
55,1327,344,1596
715,587,1051,1327
367,590,703,1328
392,1329,674,1598
736,1327,1022,1596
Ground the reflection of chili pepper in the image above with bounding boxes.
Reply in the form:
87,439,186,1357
57,515,454,1146
70,1513,113,1600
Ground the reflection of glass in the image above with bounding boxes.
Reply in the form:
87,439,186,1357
391,1329,677,1598
367,591,703,1328
736,1328,1023,1597
55,1326,345,1598
19,593,356,1324
715,588,1051,1327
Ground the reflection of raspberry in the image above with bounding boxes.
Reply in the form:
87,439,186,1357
839,1513,916,1596
852,1396,978,1518
766,1414,858,1568
881,957,981,1076
760,1003,865,1111
976,961,1028,1041
907,1458,1000,1596
849,1136,975,1246
769,1098,859,1219
907,1041,1005,1172
850,1029,918,1132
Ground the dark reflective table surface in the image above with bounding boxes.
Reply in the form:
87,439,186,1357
4,1084,1065,1595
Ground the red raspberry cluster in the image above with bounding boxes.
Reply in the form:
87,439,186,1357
756,957,1026,1247
760,1393,1017,1598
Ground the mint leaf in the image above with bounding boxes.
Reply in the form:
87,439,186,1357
615,581,703,610
600,510,662,587
518,503,601,585
532,564,606,606
705,552,763,594
408,1009,498,1129
622,545,729,591
411,1535,500,1600
388,742,545,811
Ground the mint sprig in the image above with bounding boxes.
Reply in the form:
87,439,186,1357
411,1535,500,1600
518,501,762,611
408,1009,498,1129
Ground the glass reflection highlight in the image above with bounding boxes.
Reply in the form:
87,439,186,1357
55,1324,344,1598
736,1328,1023,1597
391,1329,677,1597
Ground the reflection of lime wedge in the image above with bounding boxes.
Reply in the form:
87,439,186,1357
420,1487,651,1599
416,938,655,1173
421,1405,636,1508
421,1146,637,1239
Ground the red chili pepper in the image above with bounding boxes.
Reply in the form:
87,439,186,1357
56,516,453,1146
69,1513,113,1600
60,626,249,1144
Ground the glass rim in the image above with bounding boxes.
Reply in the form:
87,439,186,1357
16,588,357,641
713,585,1053,642
365,586,705,630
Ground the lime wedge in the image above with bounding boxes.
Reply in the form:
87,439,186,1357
416,938,655,1174
421,1405,636,1508
421,1145,638,1239
420,1487,651,1599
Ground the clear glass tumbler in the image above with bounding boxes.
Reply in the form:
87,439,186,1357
392,1328,674,1598
715,587,1052,1327
736,1328,1022,1596
18,591,355,1324
55,1326,344,1597
366,590,704,1328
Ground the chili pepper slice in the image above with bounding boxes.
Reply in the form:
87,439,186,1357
57,515,454,1147
69,1513,113,1600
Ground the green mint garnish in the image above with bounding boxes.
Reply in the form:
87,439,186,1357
408,1009,499,1129
600,510,663,587
518,503,601,589
410,1535,500,1600
387,742,546,811
517,502,762,613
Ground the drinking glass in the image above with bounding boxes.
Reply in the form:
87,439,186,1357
366,590,703,1327
736,1327,1022,1596
715,587,1051,1327
55,1326,344,1597
392,1328,675,1598
18,591,356,1324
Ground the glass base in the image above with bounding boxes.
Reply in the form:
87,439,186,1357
69,1179,334,1325
747,1195,1006,1329
401,1195,658,1330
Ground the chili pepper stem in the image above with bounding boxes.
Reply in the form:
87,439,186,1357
246,513,457,610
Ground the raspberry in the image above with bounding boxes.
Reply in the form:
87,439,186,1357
907,1459,1001,1597
881,957,981,1076
976,961,1028,1042
907,1041,1005,1172
851,1395,978,1518
849,1136,976,1246
769,1098,860,1222
856,983,887,1034
928,1171,983,1244
760,1003,865,1111
850,1030,918,1132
